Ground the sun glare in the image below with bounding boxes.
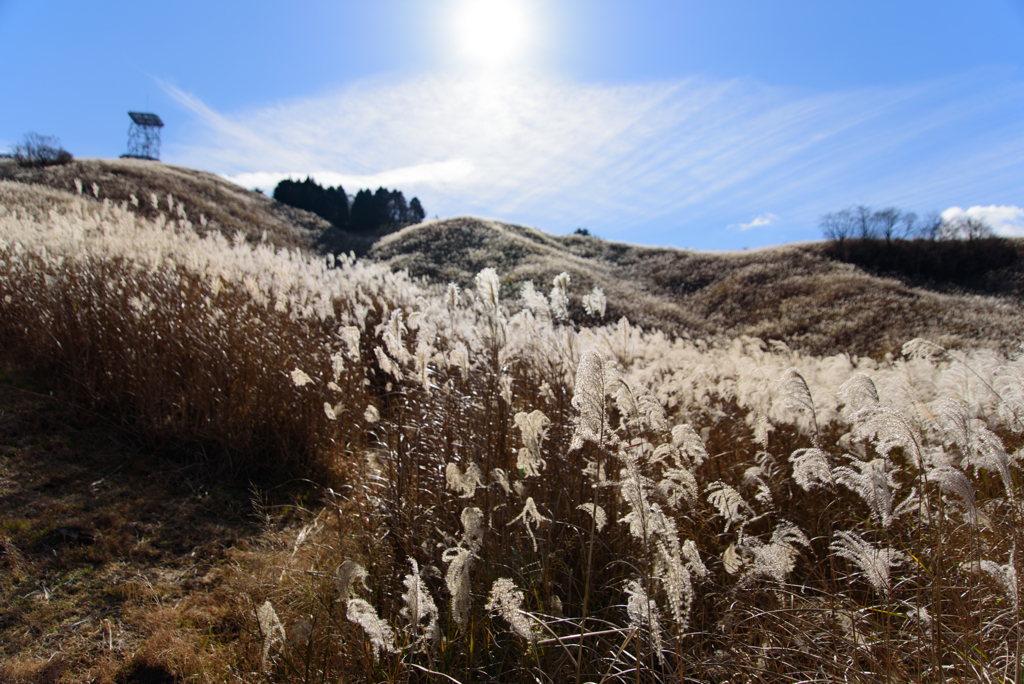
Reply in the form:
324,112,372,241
453,0,532,66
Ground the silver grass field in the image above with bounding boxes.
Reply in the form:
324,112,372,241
1,178,1022,683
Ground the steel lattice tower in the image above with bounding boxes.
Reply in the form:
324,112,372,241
122,112,164,161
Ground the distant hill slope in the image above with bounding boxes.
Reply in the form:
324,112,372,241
0,157,332,251
371,218,1024,357
3,158,1020,358
0,157,421,257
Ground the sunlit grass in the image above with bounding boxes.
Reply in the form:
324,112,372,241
1,179,1022,682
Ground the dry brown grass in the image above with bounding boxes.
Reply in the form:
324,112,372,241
372,218,1024,358
0,361,264,683
0,158,331,252
3,163,1024,683
7,159,1021,359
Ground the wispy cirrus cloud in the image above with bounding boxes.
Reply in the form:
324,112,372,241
160,69,1024,248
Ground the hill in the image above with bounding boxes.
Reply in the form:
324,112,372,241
3,161,1024,683
0,158,415,258
370,217,1023,357
3,158,1022,358
0,157,330,252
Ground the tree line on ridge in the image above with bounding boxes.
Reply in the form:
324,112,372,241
273,177,425,232
818,205,1018,293
820,205,993,244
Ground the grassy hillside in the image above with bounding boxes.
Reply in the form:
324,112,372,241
371,217,1024,358
0,157,330,252
6,158,1021,359
1,158,418,258
2,172,1024,683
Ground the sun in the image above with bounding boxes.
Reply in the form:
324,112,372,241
453,0,533,67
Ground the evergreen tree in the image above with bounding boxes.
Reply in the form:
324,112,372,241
388,190,409,223
279,179,425,233
350,189,377,232
374,187,394,224
324,184,350,226
409,197,425,223
273,177,349,228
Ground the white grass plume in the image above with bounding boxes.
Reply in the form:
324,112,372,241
656,455,699,510
442,546,474,629
576,502,607,532
956,416,1015,500
475,267,500,311
610,372,667,433
519,280,550,320
446,461,485,499
441,506,486,629
738,521,810,588
671,424,708,468
619,462,699,631
830,530,908,599
777,367,821,444
706,481,752,532
549,271,570,321
571,350,606,451
581,285,606,319
336,560,368,606
850,404,923,469
839,372,880,414
753,414,771,448
509,497,550,552
492,467,512,495
381,309,412,365
460,506,486,552
400,559,440,651
790,448,834,491
514,409,551,477
625,580,664,664
445,282,461,309
257,600,286,672
485,578,538,642
925,465,979,527
289,368,314,387
347,598,398,661
834,458,916,530
960,548,1019,612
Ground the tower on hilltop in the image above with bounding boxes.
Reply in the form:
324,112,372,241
121,112,164,161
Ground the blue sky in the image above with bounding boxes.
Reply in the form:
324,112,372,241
1,0,1022,249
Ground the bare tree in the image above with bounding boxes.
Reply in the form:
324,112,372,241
898,211,918,239
821,205,995,245
962,217,994,241
913,211,944,240
853,205,878,239
873,207,902,244
820,208,856,243
942,217,993,242
11,132,72,167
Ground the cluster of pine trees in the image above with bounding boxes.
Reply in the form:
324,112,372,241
273,177,425,232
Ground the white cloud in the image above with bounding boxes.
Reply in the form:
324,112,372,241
734,213,779,231
941,205,1024,237
159,70,1024,244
